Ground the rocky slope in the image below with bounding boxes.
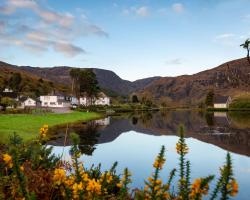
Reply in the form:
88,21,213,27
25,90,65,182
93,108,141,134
138,58,250,103
1,57,250,101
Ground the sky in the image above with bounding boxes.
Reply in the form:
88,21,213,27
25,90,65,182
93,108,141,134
0,0,250,81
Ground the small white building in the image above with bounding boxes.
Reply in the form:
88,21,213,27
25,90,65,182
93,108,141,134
19,97,36,108
40,95,70,108
214,96,232,109
79,92,110,106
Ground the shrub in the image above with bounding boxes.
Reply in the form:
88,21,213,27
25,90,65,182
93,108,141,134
0,125,238,199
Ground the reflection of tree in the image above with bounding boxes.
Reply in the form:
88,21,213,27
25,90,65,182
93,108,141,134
132,117,138,125
205,112,214,126
140,112,153,124
74,121,100,156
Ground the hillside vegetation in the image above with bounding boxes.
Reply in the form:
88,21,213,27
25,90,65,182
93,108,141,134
0,62,69,97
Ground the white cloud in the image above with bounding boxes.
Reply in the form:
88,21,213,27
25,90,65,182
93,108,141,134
0,0,108,57
215,33,235,39
213,33,246,47
54,42,85,57
122,6,150,17
136,6,150,17
165,58,183,65
172,3,185,13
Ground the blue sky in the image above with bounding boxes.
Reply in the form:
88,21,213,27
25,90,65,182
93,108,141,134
0,0,250,81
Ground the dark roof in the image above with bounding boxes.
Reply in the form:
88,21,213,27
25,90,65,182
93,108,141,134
19,97,28,102
214,96,230,104
0,91,18,99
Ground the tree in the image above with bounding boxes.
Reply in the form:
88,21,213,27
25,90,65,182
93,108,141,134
240,39,250,64
131,95,139,103
79,69,99,106
0,97,17,111
9,73,22,92
70,68,80,96
205,90,214,107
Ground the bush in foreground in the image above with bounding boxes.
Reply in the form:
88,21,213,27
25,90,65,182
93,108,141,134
0,126,238,199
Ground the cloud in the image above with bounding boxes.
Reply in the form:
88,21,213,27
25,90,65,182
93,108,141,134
214,33,246,46
136,6,150,17
165,58,183,65
0,0,108,57
54,42,85,57
122,6,150,17
215,33,235,39
172,3,185,13
0,21,5,32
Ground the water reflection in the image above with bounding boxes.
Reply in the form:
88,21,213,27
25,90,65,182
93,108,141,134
47,111,250,157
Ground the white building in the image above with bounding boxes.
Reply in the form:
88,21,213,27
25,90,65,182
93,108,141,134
40,95,70,108
214,96,232,109
79,92,110,106
20,97,36,108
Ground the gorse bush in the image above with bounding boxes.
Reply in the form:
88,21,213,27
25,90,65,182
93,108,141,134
0,125,238,199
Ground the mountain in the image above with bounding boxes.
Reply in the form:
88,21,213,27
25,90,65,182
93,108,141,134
0,61,69,97
137,57,250,104
1,62,161,96
1,57,250,102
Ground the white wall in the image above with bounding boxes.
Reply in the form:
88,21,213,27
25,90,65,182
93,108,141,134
40,96,69,108
24,98,36,107
79,96,110,106
214,103,227,108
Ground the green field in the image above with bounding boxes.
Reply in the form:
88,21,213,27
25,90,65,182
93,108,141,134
0,112,101,143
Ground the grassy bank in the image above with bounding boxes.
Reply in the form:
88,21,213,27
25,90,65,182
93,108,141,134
0,112,101,143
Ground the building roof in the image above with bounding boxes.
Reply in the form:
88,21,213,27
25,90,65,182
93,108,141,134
214,96,230,104
0,91,18,99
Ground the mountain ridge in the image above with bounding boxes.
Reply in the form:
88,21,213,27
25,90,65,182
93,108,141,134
1,57,250,103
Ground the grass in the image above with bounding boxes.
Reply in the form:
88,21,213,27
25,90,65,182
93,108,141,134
0,111,102,143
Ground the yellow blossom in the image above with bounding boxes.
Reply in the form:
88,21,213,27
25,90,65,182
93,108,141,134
3,153,13,168
86,179,101,195
117,183,122,188
39,125,49,138
176,142,189,155
53,168,66,185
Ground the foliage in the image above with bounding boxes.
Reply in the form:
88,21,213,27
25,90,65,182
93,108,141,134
205,90,214,107
70,68,100,105
9,72,22,93
131,95,139,103
0,125,239,199
0,97,17,110
240,39,250,63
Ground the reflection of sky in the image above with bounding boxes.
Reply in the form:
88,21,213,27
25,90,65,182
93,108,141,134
52,131,250,200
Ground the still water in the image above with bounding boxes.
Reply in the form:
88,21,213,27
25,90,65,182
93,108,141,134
49,111,250,200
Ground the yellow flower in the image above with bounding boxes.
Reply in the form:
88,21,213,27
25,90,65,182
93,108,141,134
176,142,189,154
189,178,209,199
153,157,165,169
20,165,24,172
86,179,101,195
3,153,13,168
117,183,122,188
228,179,238,197
53,168,66,185
39,125,49,138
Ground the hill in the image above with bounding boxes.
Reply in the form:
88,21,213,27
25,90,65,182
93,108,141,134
0,57,250,103
0,61,69,97
0,62,161,96
137,58,250,105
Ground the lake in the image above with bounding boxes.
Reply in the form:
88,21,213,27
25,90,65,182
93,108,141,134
48,111,250,200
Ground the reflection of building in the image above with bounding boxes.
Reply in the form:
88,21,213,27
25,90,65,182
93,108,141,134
95,117,110,126
214,112,231,126
214,96,231,108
